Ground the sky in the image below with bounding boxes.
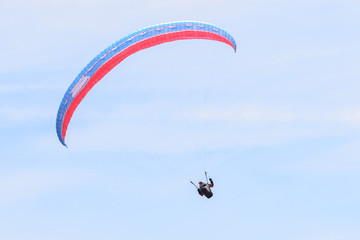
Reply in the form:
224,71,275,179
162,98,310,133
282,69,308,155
1,0,360,239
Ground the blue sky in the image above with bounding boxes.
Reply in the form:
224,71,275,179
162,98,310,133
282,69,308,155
1,0,360,239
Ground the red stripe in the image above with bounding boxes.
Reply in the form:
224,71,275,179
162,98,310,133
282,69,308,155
62,30,235,142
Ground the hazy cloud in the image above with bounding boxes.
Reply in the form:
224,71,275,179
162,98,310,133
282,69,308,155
0,168,95,206
0,104,53,123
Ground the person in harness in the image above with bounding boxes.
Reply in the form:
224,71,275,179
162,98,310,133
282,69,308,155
197,178,214,199
190,172,215,199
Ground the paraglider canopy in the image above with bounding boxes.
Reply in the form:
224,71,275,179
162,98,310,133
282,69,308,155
56,21,236,147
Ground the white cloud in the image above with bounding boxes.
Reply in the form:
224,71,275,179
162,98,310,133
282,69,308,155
0,82,62,94
272,49,342,65
49,100,360,153
186,104,297,122
0,104,54,123
183,103,360,128
278,139,360,175
0,168,95,206
333,108,360,126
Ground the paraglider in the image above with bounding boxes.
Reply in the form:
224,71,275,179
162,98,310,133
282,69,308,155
56,21,236,147
191,172,214,199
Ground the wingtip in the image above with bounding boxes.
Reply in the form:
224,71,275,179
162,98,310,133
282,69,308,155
59,138,68,148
